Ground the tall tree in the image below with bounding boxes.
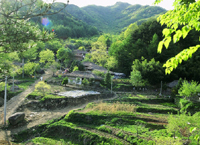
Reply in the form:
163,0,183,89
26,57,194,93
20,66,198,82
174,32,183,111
39,49,55,67
56,47,73,67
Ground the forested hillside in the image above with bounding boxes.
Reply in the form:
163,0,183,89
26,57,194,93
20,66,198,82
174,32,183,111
31,2,166,38
31,3,99,39
66,2,166,33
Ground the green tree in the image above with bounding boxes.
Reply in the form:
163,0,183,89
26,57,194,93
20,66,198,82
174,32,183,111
0,0,69,76
90,41,108,67
131,58,164,85
45,39,63,54
56,47,73,67
155,0,200,74
104,71,111,88
106,56,118,70
130,70,145,87
35,81,51,96
39,49,55,67
23,62,40,77
124,23,138,38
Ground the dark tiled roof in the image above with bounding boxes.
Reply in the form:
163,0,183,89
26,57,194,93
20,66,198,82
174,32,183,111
82,61,109,73
66,71,103,81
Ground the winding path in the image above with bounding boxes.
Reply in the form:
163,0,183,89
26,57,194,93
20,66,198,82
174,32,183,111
0,70,118,142
0,70,52,141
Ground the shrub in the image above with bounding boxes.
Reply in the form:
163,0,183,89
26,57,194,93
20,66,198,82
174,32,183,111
73,66,79,72
35,81,51,96
154,136,183,145
82,78,89,86
62,77,68,86
104,71,111,88
178,80,200,100
130,69,145,87
166,113,200,142
92,70,105,78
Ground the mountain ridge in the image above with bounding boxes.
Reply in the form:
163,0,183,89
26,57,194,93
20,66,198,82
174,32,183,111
65,2,166,34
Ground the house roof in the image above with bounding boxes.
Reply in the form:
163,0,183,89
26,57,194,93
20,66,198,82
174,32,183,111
66,71,103,81
74,50,88,54
82,61,110,73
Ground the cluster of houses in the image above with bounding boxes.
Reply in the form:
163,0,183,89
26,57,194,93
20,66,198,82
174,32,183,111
65,49,126,85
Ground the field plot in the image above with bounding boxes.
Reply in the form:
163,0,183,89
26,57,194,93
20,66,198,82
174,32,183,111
12,93,191,145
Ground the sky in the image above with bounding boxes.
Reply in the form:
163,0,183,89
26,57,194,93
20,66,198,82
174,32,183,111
53,0,174,10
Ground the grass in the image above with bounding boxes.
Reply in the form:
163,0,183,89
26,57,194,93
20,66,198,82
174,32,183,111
85,101,136,113
23,137,76,145
27,91,66,101
18,81,35,90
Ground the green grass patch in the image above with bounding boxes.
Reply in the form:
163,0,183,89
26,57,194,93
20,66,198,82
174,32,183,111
23,137,76,145
27,91,66,101
40,94,66,101
160,102,177,108
18,81,35,90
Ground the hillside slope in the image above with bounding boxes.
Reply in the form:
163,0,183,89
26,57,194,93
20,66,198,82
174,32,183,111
66,2,166,33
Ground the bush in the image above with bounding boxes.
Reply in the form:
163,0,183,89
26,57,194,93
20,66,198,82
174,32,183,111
35,81,51,96
62,77,68,86
82,78,89,86
104,71,111,88
166,113,200,143
73,66,79,72
178,80,200,100
92,70,105,78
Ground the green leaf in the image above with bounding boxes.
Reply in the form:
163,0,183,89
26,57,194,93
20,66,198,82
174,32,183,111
164,37,171,49
190,127,196,133
163,28,171,37
157,41,164,53
194,135,199,141
182,26,190,39
173,30,182,43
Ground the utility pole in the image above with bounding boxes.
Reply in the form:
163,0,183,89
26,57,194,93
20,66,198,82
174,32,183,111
22,58,24,78
12,75,14,92
111,76,113,94
4,76,7,126
159,81,162,96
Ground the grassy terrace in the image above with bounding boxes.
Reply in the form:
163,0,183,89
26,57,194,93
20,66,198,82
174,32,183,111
12,93,182,145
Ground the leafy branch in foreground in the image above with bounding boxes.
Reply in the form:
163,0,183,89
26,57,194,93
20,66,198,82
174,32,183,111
154,0,199,74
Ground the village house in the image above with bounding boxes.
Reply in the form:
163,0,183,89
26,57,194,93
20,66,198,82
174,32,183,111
74,50,88,61
82,61,110,74
66,71,103,85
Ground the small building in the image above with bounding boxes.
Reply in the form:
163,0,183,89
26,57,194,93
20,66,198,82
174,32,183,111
74,50,88,61
66,71,103,85
113,72,126,79
82,61,112,74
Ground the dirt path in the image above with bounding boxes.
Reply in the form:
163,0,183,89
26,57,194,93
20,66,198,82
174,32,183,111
0,70,52,141
0,69,118,142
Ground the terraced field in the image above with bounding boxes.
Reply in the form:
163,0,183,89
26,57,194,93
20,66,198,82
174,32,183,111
12,93,179,144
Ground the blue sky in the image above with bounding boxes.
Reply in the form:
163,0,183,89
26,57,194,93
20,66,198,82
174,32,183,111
54,0,174,10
